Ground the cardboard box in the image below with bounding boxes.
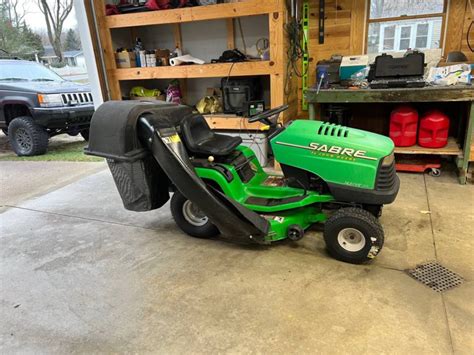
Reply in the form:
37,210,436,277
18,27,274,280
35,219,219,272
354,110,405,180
437,60,474,75
115,51,136,68
340,55,369,80
155,49,170,66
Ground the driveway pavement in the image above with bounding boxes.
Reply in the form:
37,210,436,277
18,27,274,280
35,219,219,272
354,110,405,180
0,165,473,353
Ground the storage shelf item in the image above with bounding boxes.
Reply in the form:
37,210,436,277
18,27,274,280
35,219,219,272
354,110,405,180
105,0,283,28
394,137,461,155
111,61,277,81
90,0,296,129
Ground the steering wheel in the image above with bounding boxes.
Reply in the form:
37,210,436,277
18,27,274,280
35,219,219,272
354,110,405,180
248,104,289,124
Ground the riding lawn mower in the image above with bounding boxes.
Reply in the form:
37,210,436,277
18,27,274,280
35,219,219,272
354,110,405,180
85,101,399,264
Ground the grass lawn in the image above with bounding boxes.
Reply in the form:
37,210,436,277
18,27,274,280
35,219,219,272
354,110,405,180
0,139,103,162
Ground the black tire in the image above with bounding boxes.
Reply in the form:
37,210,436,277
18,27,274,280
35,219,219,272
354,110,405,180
363,204,383,218
8,116,49,156
323,207,384,264
170,191,219,238
80,129,89,141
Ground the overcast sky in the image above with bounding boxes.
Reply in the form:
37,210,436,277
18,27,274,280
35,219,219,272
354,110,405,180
23,3,78,31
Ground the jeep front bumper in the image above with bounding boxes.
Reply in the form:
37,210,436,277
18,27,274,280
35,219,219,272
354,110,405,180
32,105,94,130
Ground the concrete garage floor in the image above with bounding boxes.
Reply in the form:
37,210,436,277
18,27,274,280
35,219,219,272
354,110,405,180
1,163,473,353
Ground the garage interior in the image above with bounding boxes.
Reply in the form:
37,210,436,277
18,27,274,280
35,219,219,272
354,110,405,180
1,0,474,353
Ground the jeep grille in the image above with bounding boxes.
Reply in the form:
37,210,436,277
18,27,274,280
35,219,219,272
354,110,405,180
61,92,93,106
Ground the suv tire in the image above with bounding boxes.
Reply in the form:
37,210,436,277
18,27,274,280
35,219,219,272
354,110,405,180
8,116,49,156
80,129,89,141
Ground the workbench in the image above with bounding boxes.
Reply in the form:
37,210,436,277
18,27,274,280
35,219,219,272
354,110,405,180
305,85,474,184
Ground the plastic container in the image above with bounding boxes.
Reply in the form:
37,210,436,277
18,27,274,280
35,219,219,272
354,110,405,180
418,110,450,148
389,105,418,147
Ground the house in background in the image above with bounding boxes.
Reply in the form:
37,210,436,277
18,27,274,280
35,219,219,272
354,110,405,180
63,50,86,68
39,45,59,65
40,45,85,68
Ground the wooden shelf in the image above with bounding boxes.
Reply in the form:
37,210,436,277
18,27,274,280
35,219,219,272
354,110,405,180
111,61,276,81
105,0,284,28
204,114,268,131
394,137,461,156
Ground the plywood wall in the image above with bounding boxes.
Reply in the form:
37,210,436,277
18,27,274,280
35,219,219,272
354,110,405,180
445,0,474,60
460,1,473,60
297,0,474,117
297,0,366,117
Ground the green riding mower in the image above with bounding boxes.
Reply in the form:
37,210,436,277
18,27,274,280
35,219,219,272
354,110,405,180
85,101,399,264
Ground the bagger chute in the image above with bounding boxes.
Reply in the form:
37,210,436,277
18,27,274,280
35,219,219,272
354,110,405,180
85,100,269,243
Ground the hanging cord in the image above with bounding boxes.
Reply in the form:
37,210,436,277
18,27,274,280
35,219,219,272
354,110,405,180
468,21,474,52
237,18,247,54
284,15,308,97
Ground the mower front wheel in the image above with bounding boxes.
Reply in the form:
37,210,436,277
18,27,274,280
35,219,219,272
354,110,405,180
170,191,219,239
323,207,384,264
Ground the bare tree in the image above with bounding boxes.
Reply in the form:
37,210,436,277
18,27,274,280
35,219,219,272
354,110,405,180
9,0,28,27
1,0,29,28
37,0,73,62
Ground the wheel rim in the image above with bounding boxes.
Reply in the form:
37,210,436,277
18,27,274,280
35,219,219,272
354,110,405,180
15,128,33,152
337,228,366,252
182,200,208,227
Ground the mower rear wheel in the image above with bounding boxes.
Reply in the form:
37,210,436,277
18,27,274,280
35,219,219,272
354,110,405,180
170,191,219,238
323,207,384,264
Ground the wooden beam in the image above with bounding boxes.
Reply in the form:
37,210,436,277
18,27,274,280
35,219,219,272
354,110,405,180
226,19,235,50
110,61,278,81
204,114,267,130
173,24,183,50
83,0,108,102
105,0,285,28
444,0,468,56
350,0,366,54
92,0,121,100
368,12,446,23
269,11,285,113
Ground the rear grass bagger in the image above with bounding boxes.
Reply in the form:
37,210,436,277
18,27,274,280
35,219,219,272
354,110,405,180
85,101,399,264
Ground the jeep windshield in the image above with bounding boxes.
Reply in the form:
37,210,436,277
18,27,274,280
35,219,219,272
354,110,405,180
0,62,65,82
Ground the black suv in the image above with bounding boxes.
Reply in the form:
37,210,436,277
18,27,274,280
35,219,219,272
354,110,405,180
0,59,94,156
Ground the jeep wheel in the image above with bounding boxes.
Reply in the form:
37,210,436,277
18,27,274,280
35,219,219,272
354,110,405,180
8,116,49,156
80,129,89,141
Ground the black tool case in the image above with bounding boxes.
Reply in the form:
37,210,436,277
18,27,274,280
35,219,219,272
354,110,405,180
373,51,425,78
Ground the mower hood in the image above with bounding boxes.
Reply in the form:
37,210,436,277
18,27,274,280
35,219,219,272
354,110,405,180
85,100,269,244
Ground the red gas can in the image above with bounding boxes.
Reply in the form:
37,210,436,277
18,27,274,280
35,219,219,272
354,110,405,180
418,110,450,148
389,105,418,147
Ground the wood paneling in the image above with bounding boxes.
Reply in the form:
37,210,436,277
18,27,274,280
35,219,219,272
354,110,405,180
461,1,474,60
298,0,364,116
445,0,468,55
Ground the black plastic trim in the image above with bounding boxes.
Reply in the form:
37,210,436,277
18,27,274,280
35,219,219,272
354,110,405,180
327,176,400,205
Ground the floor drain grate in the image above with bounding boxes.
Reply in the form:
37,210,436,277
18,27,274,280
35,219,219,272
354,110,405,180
407,261,463,292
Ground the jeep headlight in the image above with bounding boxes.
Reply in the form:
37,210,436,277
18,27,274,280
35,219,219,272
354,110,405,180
38,94,63,107
382,151,395,166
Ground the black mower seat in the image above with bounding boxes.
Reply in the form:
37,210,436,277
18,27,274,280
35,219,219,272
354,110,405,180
181,115,242,156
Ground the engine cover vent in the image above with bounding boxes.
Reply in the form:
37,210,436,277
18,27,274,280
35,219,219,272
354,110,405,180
317,122,349,138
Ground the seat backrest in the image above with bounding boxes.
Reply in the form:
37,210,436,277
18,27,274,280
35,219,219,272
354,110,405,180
180,114,214,152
